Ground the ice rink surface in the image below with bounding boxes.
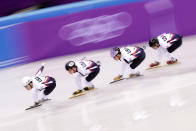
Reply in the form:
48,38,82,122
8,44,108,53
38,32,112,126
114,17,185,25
0,35,196,131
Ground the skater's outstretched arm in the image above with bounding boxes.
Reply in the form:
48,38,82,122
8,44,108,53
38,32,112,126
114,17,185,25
32,88,39,104
120,60,128,76
157,47,174,62
156,48,163,63
75,73,83,90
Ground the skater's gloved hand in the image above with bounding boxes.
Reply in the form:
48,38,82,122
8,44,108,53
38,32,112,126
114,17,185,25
150,62,160,67
96,61,101,66
113,75,122,81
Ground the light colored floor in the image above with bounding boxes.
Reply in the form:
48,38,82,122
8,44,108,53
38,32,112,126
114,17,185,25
0,35,196,131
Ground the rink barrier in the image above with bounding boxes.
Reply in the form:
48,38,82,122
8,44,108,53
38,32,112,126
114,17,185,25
1,0,196,69
0,0,147,69
0,0,145,27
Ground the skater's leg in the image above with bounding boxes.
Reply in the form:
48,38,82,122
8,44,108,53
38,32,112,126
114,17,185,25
84,67,100,90
130,51,145,69
43,78,56,99
85,67,100,82
167,38,182,53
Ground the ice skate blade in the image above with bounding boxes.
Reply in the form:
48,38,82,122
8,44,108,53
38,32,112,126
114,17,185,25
109,78,125,84
146,66,162,70
127,74,143,79
25,104,41,110
146,62,181,70
69,93,86,99
38,99,51,103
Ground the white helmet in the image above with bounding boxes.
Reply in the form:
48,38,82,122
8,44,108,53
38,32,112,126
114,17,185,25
22,76,32,87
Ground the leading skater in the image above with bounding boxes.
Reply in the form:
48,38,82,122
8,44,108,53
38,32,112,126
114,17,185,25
111,45,146,81
22,65,56,106
149,33,183,67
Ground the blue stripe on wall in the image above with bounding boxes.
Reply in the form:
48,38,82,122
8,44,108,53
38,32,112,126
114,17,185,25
0,26,26,61
0,0,148,27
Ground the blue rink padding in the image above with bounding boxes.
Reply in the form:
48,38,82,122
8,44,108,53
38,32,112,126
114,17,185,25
0,0,148,27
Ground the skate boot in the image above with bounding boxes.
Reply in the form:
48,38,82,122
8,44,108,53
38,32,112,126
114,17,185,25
73,90,83,95
150,62,160,67
129,71,141,78
167,59,178,65
83,86,94,91
113,75,123,81
39,98,50,103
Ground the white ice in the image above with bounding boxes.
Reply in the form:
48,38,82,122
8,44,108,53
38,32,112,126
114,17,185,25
0,35,196,131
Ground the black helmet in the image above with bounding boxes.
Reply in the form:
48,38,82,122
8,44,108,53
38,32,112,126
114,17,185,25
65,61,76,70
149,38,159,47
111,47,121,58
